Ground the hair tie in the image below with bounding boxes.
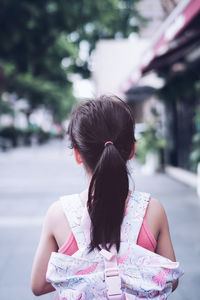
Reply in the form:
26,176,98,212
104,141,113,147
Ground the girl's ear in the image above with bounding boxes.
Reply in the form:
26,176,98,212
129,142,136,160
74,148,83,165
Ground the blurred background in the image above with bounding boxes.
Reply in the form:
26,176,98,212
0,0,200,299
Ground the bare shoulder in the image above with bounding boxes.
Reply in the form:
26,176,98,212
147,197,166,220
44,200,70,240
145,196,168,241
148,199,178,291
45,200,63,223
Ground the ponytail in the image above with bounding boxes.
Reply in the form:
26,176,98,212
68,95,135,253
88,142,129,252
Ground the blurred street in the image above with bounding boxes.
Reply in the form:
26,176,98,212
0,140,200,300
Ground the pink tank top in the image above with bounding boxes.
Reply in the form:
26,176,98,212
58,213,157,255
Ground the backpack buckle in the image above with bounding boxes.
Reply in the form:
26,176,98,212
105,267,122,299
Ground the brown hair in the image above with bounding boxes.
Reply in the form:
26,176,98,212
68,95,135,252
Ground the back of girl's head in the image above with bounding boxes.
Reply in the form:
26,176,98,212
68,95,135,252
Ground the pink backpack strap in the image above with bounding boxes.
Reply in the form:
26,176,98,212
121,191,150,244
100,247,136,300
100,248,122,300
60,194,87,249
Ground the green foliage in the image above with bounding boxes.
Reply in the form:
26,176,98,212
190,106,200,170
195,81,200,97
0,0,144,121
136,125,166,164
0,99,14,115
135,138,147,164
4,67,74,121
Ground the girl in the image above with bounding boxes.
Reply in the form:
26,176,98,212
31,95,179,297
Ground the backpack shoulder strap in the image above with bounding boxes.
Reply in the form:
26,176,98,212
121,191,150,244
60,194,87,249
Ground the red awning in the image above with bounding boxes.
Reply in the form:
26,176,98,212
122,0,200,93
141,0,200,73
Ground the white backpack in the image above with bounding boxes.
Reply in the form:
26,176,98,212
46,191,183,299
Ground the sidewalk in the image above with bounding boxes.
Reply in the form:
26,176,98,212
0,141,199,299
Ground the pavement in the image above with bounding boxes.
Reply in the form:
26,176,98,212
0,140,200,300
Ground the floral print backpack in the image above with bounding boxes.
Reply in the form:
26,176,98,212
46,191,183,300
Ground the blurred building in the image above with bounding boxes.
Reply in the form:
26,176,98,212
124,0,167,122
123,0,200,187
136,0,166,37
92,0,200,178
160,0,183,15
92,0,166,100
92,37,149,98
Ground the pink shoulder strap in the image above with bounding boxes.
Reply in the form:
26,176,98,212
60,194,87,249
61,191,150,251
100,247,136,300
120,191,150,244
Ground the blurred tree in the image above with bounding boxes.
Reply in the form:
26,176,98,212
0,0,144,121
190,106,200,171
